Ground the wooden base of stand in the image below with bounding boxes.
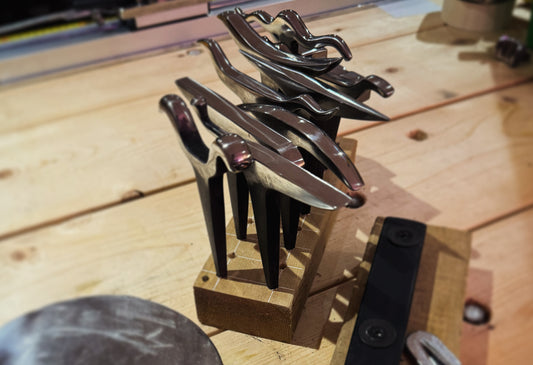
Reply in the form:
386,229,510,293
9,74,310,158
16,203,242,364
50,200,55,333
193,138,357,343
331,217,472,364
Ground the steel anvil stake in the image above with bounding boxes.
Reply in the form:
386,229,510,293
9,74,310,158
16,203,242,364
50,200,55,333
162,7,392,291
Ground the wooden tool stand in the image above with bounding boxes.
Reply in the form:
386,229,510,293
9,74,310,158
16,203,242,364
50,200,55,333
193,138,357,342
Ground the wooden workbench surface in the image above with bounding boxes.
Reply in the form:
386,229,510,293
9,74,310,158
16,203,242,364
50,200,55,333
1,3,532,364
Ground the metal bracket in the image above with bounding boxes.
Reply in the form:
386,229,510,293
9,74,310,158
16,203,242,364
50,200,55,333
344,217,426,364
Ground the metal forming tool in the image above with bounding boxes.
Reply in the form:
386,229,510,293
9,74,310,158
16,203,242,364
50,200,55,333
237,8,352,61
163,7,392,290
161,94,361,288
198,38,338,121
218,10,342,75
239,50,390,122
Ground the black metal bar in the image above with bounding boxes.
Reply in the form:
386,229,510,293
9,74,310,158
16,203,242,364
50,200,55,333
227,172,249,240
280,195,300,250
248,183,281,289
344,217,426,365
195,171,228,278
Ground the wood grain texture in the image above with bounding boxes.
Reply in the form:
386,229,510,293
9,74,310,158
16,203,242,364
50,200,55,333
0,5,531,364
337,14,533,135
1,82,531,337
460,207,533,365
310,82,533,292
0,6,442,135
0,183,225,334
1,9,531,238
0,6,441,238
210,279,357,365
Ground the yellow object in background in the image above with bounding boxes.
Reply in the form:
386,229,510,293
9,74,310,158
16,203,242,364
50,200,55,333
0,21,89,44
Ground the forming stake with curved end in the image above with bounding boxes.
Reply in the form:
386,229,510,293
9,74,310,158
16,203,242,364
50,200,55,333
198,38,338,121
190,95,363,288
238,8,352,61
159,94,252,278
218,10,342,75
240,50,390,122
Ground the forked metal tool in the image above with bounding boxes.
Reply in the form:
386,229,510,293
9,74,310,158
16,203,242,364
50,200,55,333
176,77,304,167
178,75,364,248
191,95,363,253
236,8,352,60
241,103,365,247
198,38,338,121
161,94,361,288
160,94,252,278
218,10,342,75
177,76,304,242
223,8,393,103
240,50,390,122
240,103,363,191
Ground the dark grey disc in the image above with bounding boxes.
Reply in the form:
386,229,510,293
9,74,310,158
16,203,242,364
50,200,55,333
0,295,222,365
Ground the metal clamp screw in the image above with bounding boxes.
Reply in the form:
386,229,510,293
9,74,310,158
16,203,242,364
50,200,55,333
387,226,418,247
358,318,397,348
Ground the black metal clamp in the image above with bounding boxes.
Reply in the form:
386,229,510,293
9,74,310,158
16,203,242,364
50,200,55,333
345,217,426,365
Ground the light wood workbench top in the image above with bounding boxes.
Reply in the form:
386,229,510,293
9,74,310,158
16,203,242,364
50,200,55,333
0,3,532,364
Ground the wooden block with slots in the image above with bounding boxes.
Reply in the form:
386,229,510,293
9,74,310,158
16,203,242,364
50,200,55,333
193,138,357,342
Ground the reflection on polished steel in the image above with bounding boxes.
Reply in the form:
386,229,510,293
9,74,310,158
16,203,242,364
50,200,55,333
319,66,395,101
161,94,361,288
240,50,390,121
240,103,363,191
198,38,338,120
177,77,304,167
162,7,393,289
160,94,252,277
218,10,342,75
238,8,352,60
191,95,363,288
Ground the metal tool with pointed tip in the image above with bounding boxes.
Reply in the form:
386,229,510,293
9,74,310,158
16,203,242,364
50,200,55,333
240,103,363,191
237,8,352,61
240,50,390,122
176,77,304,167
241,103,365,248
162,93,361,288
191,95,363,277
177,76,304,245
198,38,338,121
160,94,252,278
218,10,342,75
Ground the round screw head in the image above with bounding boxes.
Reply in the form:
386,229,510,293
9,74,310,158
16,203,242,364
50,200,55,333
358,318,397,348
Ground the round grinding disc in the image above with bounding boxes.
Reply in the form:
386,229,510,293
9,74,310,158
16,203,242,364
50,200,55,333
0,296,222,365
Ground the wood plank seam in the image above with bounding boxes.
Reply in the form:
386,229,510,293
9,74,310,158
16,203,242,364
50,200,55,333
339,78,533,137
466,199,533,232
0,177,196,241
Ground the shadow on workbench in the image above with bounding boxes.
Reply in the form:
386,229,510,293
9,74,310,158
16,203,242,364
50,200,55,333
416,11,530,65
289,157,443,349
